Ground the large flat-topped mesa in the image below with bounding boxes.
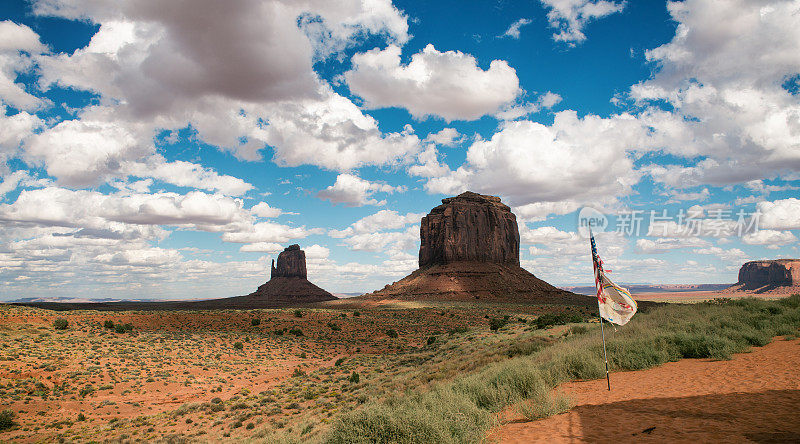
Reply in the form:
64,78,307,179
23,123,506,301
367,191,590,305
733,259,800,290
420,191,520,267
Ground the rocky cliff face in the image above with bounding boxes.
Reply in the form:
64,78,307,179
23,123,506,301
737,259,800,289
419,191,520,267
369,191,588,305
271,244,307,279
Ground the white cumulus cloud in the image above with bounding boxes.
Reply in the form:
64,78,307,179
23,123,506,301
346,44,520,121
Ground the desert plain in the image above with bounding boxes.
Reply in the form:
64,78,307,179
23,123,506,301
1,289,799,443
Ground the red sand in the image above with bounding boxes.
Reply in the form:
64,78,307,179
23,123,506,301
491,338,800,443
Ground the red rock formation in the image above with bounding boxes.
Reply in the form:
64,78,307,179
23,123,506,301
247,244,335,304
271,244,307,279
419,191,519,267
732,259,800,290
368,191,590,305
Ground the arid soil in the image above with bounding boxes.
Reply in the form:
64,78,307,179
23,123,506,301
492,337,800,443
0,302,592,442
634,289,799,303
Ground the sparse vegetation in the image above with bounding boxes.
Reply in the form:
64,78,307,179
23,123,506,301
3,296,798,443
327,295,800,443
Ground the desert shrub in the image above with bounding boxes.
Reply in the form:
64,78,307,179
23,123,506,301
53,318,68,330
294,310,304,318
533,313,583,329
427,336,437,346
349,372,360,383
289,327,304,336
233,342,243,350
385,329,398,338
114,323,133,334
251,318,261,326
103,320,114,329
518,391,571,420
292,368,306,377
571,325,589,335
489,317,508,331
506,338,546,358
448,327,469,335
0,410,15,430
274,329,285,336
328,322,341,331
335,357,346,366
353,311,361,317
77,413,86,421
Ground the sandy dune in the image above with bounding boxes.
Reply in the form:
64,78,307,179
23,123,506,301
492,337,800,443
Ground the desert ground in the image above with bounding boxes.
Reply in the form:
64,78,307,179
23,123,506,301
0,301,593,442
1,293,798,443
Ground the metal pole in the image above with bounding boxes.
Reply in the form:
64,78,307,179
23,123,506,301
600,314,611,391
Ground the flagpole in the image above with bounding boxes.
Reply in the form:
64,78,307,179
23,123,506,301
600,312,611,391
590,229,611,391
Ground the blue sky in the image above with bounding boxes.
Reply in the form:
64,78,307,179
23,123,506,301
0,0,798,300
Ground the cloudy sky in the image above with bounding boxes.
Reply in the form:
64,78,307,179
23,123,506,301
1,0,799,300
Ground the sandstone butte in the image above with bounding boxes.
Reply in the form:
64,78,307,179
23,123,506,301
727,259,800,294
368,191,591,305
244,244,336,304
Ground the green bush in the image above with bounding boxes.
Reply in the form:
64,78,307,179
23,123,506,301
349,372,360,383
335,357,346,366
385,329,398,338
533,312,583,329
328,322,341,331
0,410,15,430
489,317,508,331
289,327,304,336
233,342,243,350
294,310,304,318
251,318,261,326
114,323,133,334
53,318,68,330
103,320,114,329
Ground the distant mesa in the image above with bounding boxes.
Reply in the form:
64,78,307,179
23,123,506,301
247,244,336,304
13,244,336,311
368,191,591,304
728,259,800,294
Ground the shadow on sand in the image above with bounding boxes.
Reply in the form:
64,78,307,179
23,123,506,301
557,389,800,443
